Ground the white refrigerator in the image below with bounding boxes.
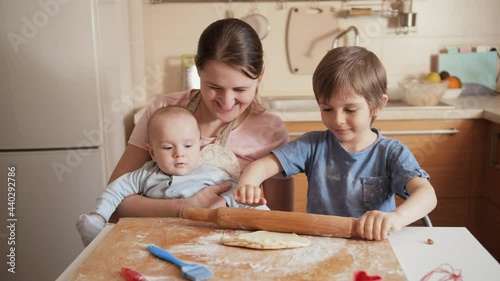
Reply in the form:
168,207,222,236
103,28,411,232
0,1,130,280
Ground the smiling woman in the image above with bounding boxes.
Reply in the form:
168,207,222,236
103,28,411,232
107,18,294,222
195,60,258,127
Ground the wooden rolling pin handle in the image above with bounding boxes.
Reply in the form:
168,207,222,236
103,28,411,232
182,208,359,238
182,207,217,222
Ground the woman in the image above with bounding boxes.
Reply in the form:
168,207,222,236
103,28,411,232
108,18,293,222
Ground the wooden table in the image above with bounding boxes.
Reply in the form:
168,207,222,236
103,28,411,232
58,218,500,281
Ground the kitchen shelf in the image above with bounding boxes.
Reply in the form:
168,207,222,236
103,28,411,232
339,0,398,18
149,0,399,22
150,0,397,19
340,8,397,18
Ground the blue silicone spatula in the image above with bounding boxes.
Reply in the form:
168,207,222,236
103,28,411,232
147,245,213,281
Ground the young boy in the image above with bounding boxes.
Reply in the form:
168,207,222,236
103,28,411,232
234,46,437,241
77,106,267,246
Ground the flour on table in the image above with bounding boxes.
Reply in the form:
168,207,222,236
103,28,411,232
166,230,403,279
221,230,311,249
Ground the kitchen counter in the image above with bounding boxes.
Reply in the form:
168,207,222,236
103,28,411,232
443,95,500,123
262,94,500,124
58,219,500,280
134,94,500,124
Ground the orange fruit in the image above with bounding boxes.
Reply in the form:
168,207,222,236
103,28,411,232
444,76,462,89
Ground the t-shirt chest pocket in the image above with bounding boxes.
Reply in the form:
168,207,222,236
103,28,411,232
361,176,390,207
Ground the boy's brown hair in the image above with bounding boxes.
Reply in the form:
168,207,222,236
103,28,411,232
312,46,387,119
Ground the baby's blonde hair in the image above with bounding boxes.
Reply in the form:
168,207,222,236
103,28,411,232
147,106,200,141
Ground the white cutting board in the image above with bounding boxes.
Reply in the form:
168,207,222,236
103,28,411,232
438,51,498,90
286,5,339,74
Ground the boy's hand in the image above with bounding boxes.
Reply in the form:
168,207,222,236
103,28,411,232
356,210,403,241
233,184,267,206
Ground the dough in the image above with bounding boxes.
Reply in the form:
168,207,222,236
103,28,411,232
221,230,311,250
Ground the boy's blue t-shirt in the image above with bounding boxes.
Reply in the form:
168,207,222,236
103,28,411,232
272,128,429,218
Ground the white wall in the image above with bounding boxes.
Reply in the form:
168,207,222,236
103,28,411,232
128,0,500,106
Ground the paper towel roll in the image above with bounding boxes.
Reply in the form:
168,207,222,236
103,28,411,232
181,54,200,90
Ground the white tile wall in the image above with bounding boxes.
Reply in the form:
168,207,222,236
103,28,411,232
129,0,500,105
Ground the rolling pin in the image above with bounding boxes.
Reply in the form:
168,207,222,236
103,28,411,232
182,207,359,238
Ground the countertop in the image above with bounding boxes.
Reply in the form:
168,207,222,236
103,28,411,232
57,221,500,281
263,95,500,123
134,94,500,124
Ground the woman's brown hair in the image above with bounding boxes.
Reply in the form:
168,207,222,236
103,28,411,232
195,18,265,112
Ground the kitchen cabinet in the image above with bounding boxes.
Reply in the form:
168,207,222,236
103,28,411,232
486,122,500,210
285,119,478,228
470,121,500,261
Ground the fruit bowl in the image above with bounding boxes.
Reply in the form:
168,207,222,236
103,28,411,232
442,88,463,99
399,78,449,106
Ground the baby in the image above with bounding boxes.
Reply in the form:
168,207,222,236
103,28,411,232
77,106,267,246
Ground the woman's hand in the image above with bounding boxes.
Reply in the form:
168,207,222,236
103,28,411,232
233,184,267,206
356,210,404,241
187,182,233,209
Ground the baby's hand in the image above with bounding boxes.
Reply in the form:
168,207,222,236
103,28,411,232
233,184,267,206
356,210,403,241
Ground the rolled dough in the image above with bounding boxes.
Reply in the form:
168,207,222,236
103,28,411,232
221,230,311,250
